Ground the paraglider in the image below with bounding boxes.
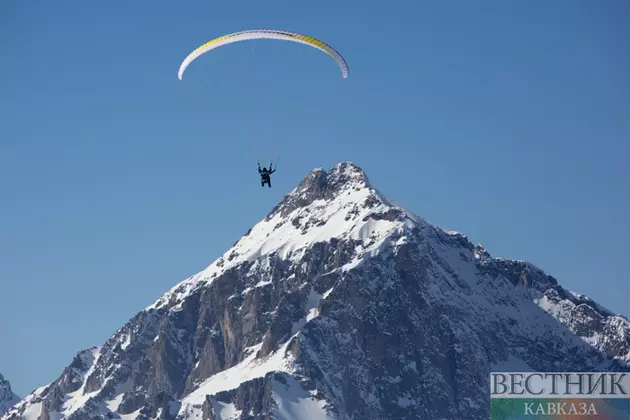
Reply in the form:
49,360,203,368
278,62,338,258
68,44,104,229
177,29,349,80
177,30,347,190
258,161,276,188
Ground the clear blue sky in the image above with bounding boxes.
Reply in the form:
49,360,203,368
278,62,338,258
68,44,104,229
1,0,628,397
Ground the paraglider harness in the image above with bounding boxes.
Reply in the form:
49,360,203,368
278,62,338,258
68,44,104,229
258,161,276,188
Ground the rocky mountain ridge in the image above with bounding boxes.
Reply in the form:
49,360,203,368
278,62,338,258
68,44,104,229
0,374,20,416
4,162,629,420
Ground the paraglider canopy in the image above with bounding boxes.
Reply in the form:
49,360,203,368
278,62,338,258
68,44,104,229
177,29,349,80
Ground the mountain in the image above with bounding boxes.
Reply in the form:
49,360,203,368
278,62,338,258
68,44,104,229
4,162,629,420
0,374,20,416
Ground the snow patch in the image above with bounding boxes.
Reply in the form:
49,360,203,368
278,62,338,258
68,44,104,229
210,401,241,420
119,408,142,420
20,402,43,420
61,347,101,416
291,287,323,335
106,393,125,413
179,336,296,414
271,374,333,420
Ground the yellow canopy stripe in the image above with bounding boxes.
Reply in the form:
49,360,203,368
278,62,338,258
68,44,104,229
178,29,349,80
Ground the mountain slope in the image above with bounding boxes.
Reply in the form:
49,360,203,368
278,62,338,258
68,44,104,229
5,162,629,420
0,374,20,416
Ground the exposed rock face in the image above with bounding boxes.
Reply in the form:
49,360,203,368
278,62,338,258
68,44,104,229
0,374,20,416
4,162,629,420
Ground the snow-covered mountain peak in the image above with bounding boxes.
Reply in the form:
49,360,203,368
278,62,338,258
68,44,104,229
6,161,630,420
150,162,419,311
267,161,378,220
212,162,421,269
0,374,20,416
